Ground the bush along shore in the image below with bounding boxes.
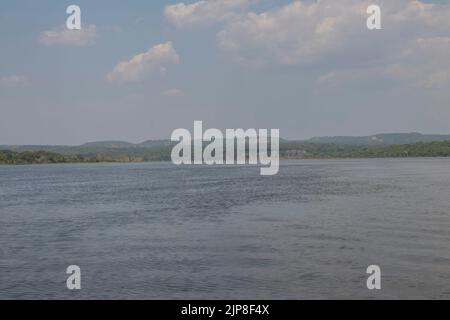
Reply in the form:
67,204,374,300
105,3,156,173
2,140,450,165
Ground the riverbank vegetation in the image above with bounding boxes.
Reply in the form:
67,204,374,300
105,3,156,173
2,140,450,165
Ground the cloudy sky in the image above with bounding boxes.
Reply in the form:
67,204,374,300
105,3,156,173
0,0,449,145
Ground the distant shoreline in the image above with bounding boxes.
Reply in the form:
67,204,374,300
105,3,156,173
1,153,450,166
2,135,450,165
1,158,450,167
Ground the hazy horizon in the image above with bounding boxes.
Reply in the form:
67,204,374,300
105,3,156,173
2,130,450,147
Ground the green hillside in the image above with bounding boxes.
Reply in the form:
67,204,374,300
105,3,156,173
307,133,450,146
2,139,450,165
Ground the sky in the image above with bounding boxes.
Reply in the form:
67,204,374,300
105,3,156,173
0,0,449,145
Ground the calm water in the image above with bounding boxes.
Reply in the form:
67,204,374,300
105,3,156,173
0,159,449,299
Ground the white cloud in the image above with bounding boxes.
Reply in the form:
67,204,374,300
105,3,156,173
384,37,450,89
216,0,450,89
317,35,450,92
165,0,254,29
162,88,185,97
39,25,97,47
218,0,367,66
107,42,180,84
0,75,28,87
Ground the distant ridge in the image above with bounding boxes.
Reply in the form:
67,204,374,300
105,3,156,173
307,133,450,146
2,133,450,164
3,133,450,151
79,140,172,149
138,140,172,148
80,141,136,148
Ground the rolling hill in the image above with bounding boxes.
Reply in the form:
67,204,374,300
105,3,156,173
307,133,450,146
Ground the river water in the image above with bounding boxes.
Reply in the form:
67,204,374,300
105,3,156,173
0,159,449,299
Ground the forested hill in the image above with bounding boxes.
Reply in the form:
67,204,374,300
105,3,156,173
307,133,450,146
2,139,450,165
0,150,81,165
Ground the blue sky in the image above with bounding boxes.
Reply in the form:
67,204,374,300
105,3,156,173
0,0,449,145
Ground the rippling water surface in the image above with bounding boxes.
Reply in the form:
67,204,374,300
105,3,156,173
1,159,449,299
